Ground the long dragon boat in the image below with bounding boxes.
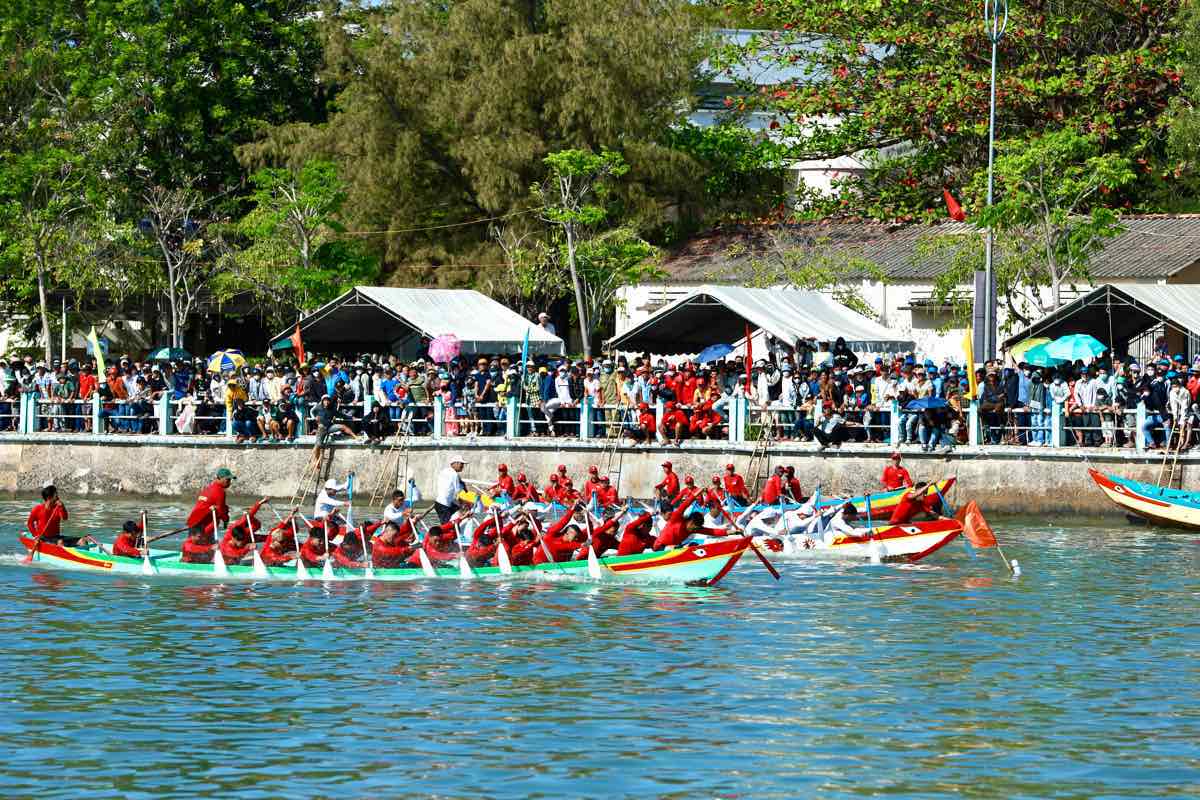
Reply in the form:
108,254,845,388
725,477,957,516
1087,468,1200,530
17,534,753,587
749,517,964,563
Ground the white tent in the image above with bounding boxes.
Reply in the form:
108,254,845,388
605,285,913,354
271,286,564,357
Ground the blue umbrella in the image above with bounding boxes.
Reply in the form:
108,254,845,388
1044,334,1106,362
1023,343,1067,368
697,343,734,364
207,349,246,374
905,397,950,411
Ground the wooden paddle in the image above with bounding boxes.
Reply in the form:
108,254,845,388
22,501,65,564
717,505,781,581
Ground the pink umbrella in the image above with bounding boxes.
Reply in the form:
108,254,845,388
428,334,461,364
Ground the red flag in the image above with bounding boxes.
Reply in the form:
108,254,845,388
943,188,966,222
955,501,997,548
290,323,306,366
744,323,752,394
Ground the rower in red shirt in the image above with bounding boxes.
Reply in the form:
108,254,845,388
653,488,723,550
542,474,561,504
572,509,621,560
532,506,586,564
27,484,71,544
112,520,145,559
489,463,516,498
219,524,256,565
706,475,726,506
372,519,418,568
332,528,370,569
555,463,571,488
185,467,235,536
260,528,297,566
655,461,680,505
616,511,657,556
222,498,267,553
510,472,540,502
783,466,803,502
180,525,216,563
760,467,784,505
882,452,914,490
582,466,602,504
493,514,537,567
672,474,698,506
466,515,500,567
299,531,328,568
558,478,581,505
593,475,619,507
408,523,460,566
888,482,943,524
722,464,749,505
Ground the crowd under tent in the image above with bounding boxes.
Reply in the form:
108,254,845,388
1001,283,1200,362
605,285,914,356
270,286,565,358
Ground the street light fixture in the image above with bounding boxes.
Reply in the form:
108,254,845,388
975,0,1008,361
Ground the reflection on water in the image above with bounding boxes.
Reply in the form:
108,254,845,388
0,501,1197,798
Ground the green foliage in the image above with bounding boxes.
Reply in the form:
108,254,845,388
929,129,1134,328
664,123,788,214
720,0,1184,219
572,227,664,343
217,160,378,326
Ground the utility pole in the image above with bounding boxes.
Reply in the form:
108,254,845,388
975,0,1008,362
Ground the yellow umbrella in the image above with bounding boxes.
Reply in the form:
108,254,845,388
1009,337,1050,361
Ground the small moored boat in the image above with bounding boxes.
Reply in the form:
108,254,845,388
1087,468,1200,530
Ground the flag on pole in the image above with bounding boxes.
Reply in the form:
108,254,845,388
290,323,306,366
86,327,106,379
963,326,978,401
943,188,966,221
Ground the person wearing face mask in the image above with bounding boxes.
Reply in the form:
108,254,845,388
1048,372,1070,447
1140,372,1169,449
1027,369,1048,446
1166,372,1191,451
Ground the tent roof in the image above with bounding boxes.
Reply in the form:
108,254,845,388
1001,284,1200,351
271,286,564,356
605,285,913,354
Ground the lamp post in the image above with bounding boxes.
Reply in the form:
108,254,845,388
975,0,1008,361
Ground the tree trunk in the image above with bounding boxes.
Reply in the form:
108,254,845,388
35,251,53,365
564,222,591,357
166,255,180,348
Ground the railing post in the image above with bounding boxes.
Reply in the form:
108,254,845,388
296,403,307,437
580,396,592,440
968,400,980,447
813,398,824,426
433,394,445,439
363,393,373,417
655,398,664,433
737,396,749,443
225,403,234,438
18,393,30,435
29,396,40,433
727,398,738,443
1050,401,1063,449
92,394,101,434
1136,401,1147,452
506,395,519,438
889,399,900,445
158,393,172,435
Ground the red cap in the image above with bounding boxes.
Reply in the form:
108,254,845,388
516,472,526,481
498,463,508,472
684,474,695,484
549,475,559,483
662,461,673,469
599,475,610,482
711,475,721,484
557,464,567,472
890,451,902,460
588,466,598,474
725,463,735,471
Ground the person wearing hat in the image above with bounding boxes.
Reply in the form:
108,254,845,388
111,519,146,559
759,465,784,505
510,471,540,502
536,311,556,336
722,463,749,505
488,463,516,498
185,468,235,536
654,461,680,509
433,455,468,523
582,465,602,505
882,452,913,491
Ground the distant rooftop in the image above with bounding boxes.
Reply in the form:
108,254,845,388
658,216,1200,284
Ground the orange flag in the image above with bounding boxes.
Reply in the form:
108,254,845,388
290,323,306,366
955,500,996,548
943,188,966,221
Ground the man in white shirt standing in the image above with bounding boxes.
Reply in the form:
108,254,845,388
537,312,556,336
434,455,468,523
314,478,349,525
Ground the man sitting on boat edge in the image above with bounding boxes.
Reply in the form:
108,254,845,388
27,484,74,546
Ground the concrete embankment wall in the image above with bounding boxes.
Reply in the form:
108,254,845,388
0,433,1191,514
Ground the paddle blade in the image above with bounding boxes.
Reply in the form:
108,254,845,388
141,552,155,576
955,501,997,549
212,548,229,577
458,555,473,579
418,548,437,578
322,557,335,581
497,541,513,575
251,549,269,580
587,545,603,580
748,541,782,581
295,557,310,581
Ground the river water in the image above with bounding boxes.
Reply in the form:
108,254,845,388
0,499,1196,799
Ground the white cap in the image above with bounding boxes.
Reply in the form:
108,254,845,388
449,454,468,465
324,479,346,491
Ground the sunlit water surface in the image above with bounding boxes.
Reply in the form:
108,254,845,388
0,498,1196,799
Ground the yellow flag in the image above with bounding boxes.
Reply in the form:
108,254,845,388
963,327,978,401
87,326,106,379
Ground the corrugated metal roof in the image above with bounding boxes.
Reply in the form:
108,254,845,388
659,216,1200,283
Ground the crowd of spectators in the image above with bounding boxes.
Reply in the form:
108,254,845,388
1,336,1196,452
